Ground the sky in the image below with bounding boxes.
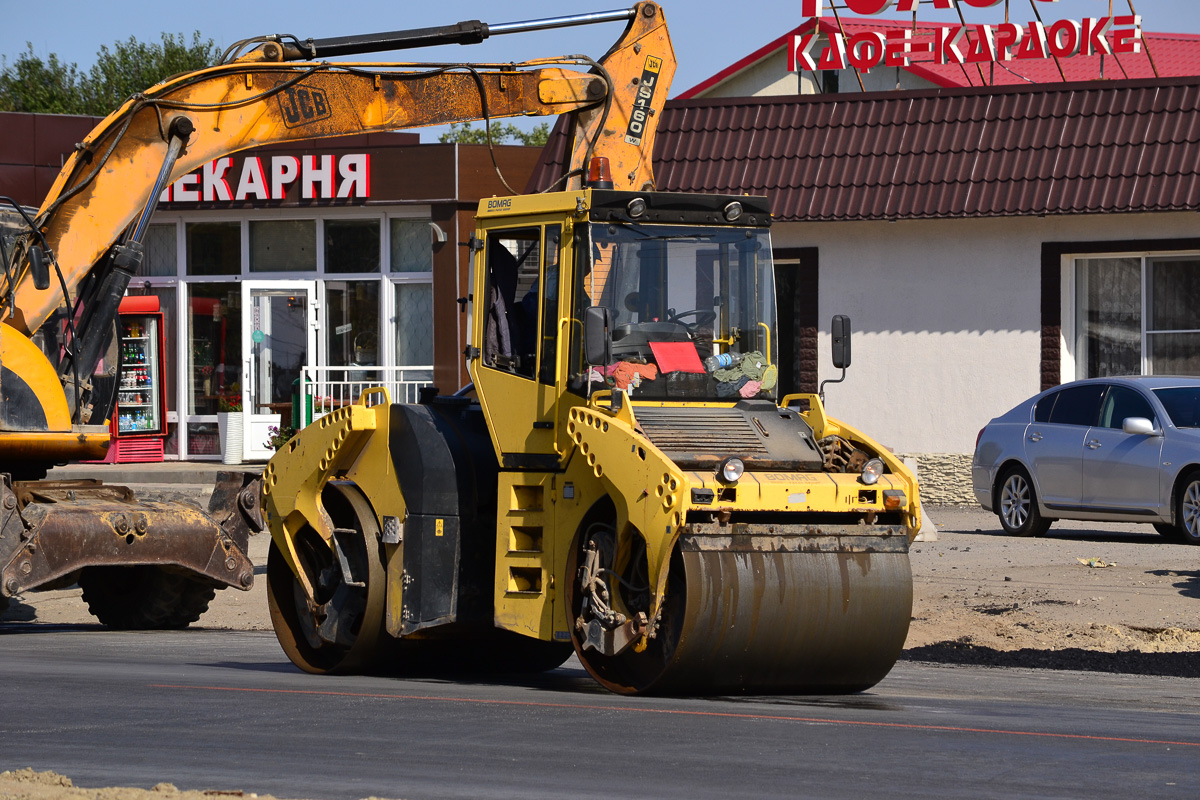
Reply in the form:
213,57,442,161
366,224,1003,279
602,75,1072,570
3,0,1200,140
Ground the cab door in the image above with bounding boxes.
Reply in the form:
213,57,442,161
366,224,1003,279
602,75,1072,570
471,223,567,641
469,223,564,468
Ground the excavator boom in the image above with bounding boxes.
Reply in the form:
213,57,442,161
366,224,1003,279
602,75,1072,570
3,3,674,341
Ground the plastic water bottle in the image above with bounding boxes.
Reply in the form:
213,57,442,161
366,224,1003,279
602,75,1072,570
704,352,744,372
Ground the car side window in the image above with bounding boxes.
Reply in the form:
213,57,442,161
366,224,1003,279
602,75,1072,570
1047,384,1105,426
1098,386,1155,429
1034,391,1058,423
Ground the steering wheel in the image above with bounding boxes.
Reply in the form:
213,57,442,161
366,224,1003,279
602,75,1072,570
666,308,717,329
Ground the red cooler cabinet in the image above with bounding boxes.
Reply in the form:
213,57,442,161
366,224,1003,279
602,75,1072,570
107,296,167,462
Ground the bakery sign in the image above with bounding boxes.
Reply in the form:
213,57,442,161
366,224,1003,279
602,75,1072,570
159,153,370,204
791,0,1143,73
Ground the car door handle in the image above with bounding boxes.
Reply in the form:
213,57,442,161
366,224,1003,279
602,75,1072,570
1028,433,1043,442
1086,439,1102,449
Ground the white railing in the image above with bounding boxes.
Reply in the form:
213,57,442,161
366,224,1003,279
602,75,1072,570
297,365,434,427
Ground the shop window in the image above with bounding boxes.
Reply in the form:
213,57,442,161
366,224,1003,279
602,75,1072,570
325,219,381,273
187,283,242,416
326,280,381,371
1148,257,1200,375
251,219,316,272
1076,255,1200,378
144,224,177,277
186,222,240,276
390,218,434,273
395,282,432,371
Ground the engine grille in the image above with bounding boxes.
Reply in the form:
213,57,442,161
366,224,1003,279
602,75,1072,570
634,407,769,460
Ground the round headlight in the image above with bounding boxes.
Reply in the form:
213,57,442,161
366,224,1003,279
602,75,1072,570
719,457,745,483
860,458,885,485
723,201,743,222
627,197,647,218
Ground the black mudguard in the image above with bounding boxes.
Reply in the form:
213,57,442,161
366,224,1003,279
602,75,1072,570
389,396,497,634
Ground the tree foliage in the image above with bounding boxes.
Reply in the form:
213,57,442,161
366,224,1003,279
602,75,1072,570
439,121,551,147
0,32,220,116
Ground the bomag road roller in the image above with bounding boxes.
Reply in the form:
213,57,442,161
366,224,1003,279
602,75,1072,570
261,199,920,696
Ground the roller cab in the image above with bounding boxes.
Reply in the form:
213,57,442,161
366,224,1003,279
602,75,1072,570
262,188,919,694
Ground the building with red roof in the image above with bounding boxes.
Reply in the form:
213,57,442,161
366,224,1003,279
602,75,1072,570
680,17,1200,97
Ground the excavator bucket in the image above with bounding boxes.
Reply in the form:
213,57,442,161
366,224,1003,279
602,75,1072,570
0,471,262,628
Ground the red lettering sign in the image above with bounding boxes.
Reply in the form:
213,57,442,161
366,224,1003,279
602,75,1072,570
792,2,1143,74
165,154,372,203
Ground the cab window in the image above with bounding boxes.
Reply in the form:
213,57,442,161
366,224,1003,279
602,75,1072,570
537,226,562,386
482,227,540,379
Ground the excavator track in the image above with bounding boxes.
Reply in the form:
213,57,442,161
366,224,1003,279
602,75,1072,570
568,525,913,695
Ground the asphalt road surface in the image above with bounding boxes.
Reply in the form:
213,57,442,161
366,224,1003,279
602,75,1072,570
1,628,1198,799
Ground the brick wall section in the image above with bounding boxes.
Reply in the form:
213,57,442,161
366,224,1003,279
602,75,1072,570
1040,253,1061,392
898,452,976,506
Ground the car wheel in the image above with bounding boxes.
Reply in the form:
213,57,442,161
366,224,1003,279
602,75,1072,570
1175,471,1200,546
997,467,1051,537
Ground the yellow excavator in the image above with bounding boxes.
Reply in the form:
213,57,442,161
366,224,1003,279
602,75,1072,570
2,1,919,695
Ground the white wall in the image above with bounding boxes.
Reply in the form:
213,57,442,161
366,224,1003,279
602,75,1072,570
774,212,1200,455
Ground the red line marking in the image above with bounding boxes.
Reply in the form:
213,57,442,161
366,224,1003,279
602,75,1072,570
149,684,1200,748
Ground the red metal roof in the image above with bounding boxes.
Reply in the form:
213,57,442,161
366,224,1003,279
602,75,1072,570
528,76,1200,221
679,18,1200,97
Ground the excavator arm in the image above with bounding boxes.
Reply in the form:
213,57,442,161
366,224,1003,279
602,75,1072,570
0,1,673,463
3,2,673,340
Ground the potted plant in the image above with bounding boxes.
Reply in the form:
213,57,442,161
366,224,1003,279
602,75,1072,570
264,424,297,453
216,389,243,465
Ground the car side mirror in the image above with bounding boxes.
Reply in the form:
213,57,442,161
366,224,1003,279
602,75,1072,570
831,314,851,369
1122,417,1160,436
583,306,612,367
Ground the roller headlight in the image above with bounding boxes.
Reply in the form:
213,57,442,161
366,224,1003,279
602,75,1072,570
723,201,743,222
719,457,745,484
627,197,647,218
860,458,885,485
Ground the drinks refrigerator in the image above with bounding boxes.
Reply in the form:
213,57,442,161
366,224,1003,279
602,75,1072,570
107,296,167,462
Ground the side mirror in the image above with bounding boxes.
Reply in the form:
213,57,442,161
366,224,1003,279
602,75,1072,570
831,314,851,369
1122,417,1159,436
583,306,612,367
29,245,50,291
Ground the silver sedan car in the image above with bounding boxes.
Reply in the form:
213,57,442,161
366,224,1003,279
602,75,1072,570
972,376,1200,543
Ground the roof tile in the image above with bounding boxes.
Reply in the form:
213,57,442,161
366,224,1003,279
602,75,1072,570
528,76,1200,220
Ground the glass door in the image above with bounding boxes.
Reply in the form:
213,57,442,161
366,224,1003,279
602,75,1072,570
241,280,317,461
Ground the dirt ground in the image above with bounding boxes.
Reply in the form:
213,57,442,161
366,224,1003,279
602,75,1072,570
4,502,1200,670
0,768,397,800
3,502,1200,799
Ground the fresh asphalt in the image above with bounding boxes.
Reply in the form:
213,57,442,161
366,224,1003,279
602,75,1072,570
0,628,1196,800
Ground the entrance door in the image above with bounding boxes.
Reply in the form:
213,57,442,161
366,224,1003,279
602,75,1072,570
241,281,317,461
